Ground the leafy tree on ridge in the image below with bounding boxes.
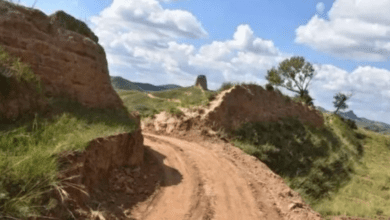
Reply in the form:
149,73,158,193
333,92,353,114
265,56,316,106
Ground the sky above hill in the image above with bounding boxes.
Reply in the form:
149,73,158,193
14,0,390,124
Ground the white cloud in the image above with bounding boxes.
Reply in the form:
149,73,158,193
90,0,390,124
296,0,390,61
316,2,325,14
305,64,390,123
91,1,286,90
313,64,390,95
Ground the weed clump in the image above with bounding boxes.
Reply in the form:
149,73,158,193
168,106,184,117
336,115,358,130
0,46,43,95
265,83,274,91
217,82,237,92
0,71,11,97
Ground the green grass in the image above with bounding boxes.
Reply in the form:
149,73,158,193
227,106,390,218
313,129,390,218
0,46,139,219
118,86,216,119
0,46,43,95
0,96,138,218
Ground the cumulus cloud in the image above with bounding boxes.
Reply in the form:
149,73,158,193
308,64,390,121
89,0,390,123
313,64,390,96
91,0,286,89
316,2,325,14
296,0,390,61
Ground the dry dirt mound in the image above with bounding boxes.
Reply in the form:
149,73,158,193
142,84,324,137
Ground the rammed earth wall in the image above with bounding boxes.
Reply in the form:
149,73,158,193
0,1,123,109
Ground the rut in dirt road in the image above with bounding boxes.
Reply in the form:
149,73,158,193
130,132,287,220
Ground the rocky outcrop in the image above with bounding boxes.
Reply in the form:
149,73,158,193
195,75,208,90
0,1,123,109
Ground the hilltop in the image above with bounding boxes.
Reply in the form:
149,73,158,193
111,76,184,92
316,107,390,134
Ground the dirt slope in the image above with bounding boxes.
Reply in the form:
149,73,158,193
130,130,322,220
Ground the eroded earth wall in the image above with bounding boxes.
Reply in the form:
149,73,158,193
203,85,325,133
56,128,144,207
0,1,123,109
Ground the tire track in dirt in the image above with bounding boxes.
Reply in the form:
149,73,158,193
130,134,214,220
135,132,282,220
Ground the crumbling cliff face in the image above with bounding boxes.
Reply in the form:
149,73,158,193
57,128,144,203
0,1,123,109
50,120,144,218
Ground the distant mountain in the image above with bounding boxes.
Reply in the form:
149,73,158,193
315,106,390,134
111,76,144,92
110,76,183,92
159,84,183,90
341,110,359,120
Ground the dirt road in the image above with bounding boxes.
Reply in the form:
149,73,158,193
130,131,322,220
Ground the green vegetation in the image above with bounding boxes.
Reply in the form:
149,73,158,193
0,46,138,218
50,10,99,43
266,56,316,107
0,97,138,218
232,113,362,201
333,92,354,114
118,86,214,119
0,46,43,95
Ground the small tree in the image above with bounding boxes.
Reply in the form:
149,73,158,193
265,56,316,106
333,92,353,114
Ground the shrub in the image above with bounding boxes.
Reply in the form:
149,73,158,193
218,82,236,92
168,106,184,117
135,104,149,112
0,47,43,95
207,93,217,101
338,116,358,130
0,73,11,98
283,95,291,103
265,83,274,91
346,119,358,130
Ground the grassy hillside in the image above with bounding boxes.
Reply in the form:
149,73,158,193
117,85,215,119
316,106,390,135
110,76,183,92
110,76,145,92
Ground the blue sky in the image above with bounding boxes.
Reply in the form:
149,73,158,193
13,0,390,124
